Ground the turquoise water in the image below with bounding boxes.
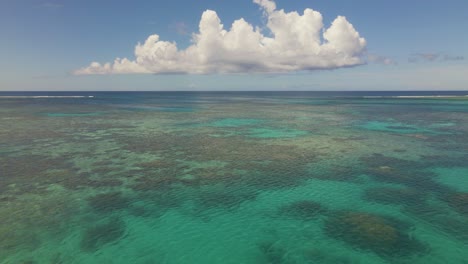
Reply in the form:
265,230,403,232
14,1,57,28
357,120,443,135
1,92,468,263
45,112,102,117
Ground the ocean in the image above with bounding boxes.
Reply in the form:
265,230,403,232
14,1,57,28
1,91,467,263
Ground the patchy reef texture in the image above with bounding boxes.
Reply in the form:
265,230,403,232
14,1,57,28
1,92,467,263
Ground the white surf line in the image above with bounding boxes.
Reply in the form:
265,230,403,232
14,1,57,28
394,95,468,98
362,95,468,98
0,96,94,98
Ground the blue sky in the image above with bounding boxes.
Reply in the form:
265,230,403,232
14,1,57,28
1,0,467,91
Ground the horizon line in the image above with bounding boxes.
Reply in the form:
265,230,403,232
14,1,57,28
1,90,468,92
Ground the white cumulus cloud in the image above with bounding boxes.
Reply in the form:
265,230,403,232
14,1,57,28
74,0,366,75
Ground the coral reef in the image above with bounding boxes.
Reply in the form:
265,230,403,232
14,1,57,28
404,202,468,243
360,154,420,171
278,200,326,220
0,193,77,256
240,160,312,189
196,188,257,211
363,187,426,206
307,164,359,182
324,211,427,257
257,241,289,264
130,175,177,192
445,192,468,216
420,154,468,168
80,217,126,252
87,192,131,212
0,155,71,194
2,93,468,262
361,154,451,194
304,248,355,264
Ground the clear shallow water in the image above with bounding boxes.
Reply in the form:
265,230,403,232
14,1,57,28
1,91,468,264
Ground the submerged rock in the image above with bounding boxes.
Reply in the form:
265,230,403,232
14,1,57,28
324,211,427,257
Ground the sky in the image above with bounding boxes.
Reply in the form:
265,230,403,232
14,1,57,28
1,0,467,91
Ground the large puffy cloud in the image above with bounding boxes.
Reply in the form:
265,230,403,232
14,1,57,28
74,0,366,75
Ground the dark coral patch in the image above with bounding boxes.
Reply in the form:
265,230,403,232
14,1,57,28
243,161,311,190
257,241,288,264
365,165,429,187
404,203,468,243
90,178,123,188
134,191,183,217
87,192,131,212
445,192,468,216
367,166,450,195
420,154,468,168
60,171,123,190
361,154,422,171
80,217,126,252
0,155,72,194
137,159,178,170
308,165,359,182
324,211,427,257
196,189,257,210
363,187,426,206
130,175,177,192
361,154,451,194
0,194,77,254
278,200,326,220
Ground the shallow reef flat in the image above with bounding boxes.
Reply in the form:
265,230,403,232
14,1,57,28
0,92,467,264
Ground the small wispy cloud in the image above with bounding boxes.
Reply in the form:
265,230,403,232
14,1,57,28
409,53,464,63
367,54,396,65
442,54,464,61
41,2,64,9
74,0,367,75
169,22,190,36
